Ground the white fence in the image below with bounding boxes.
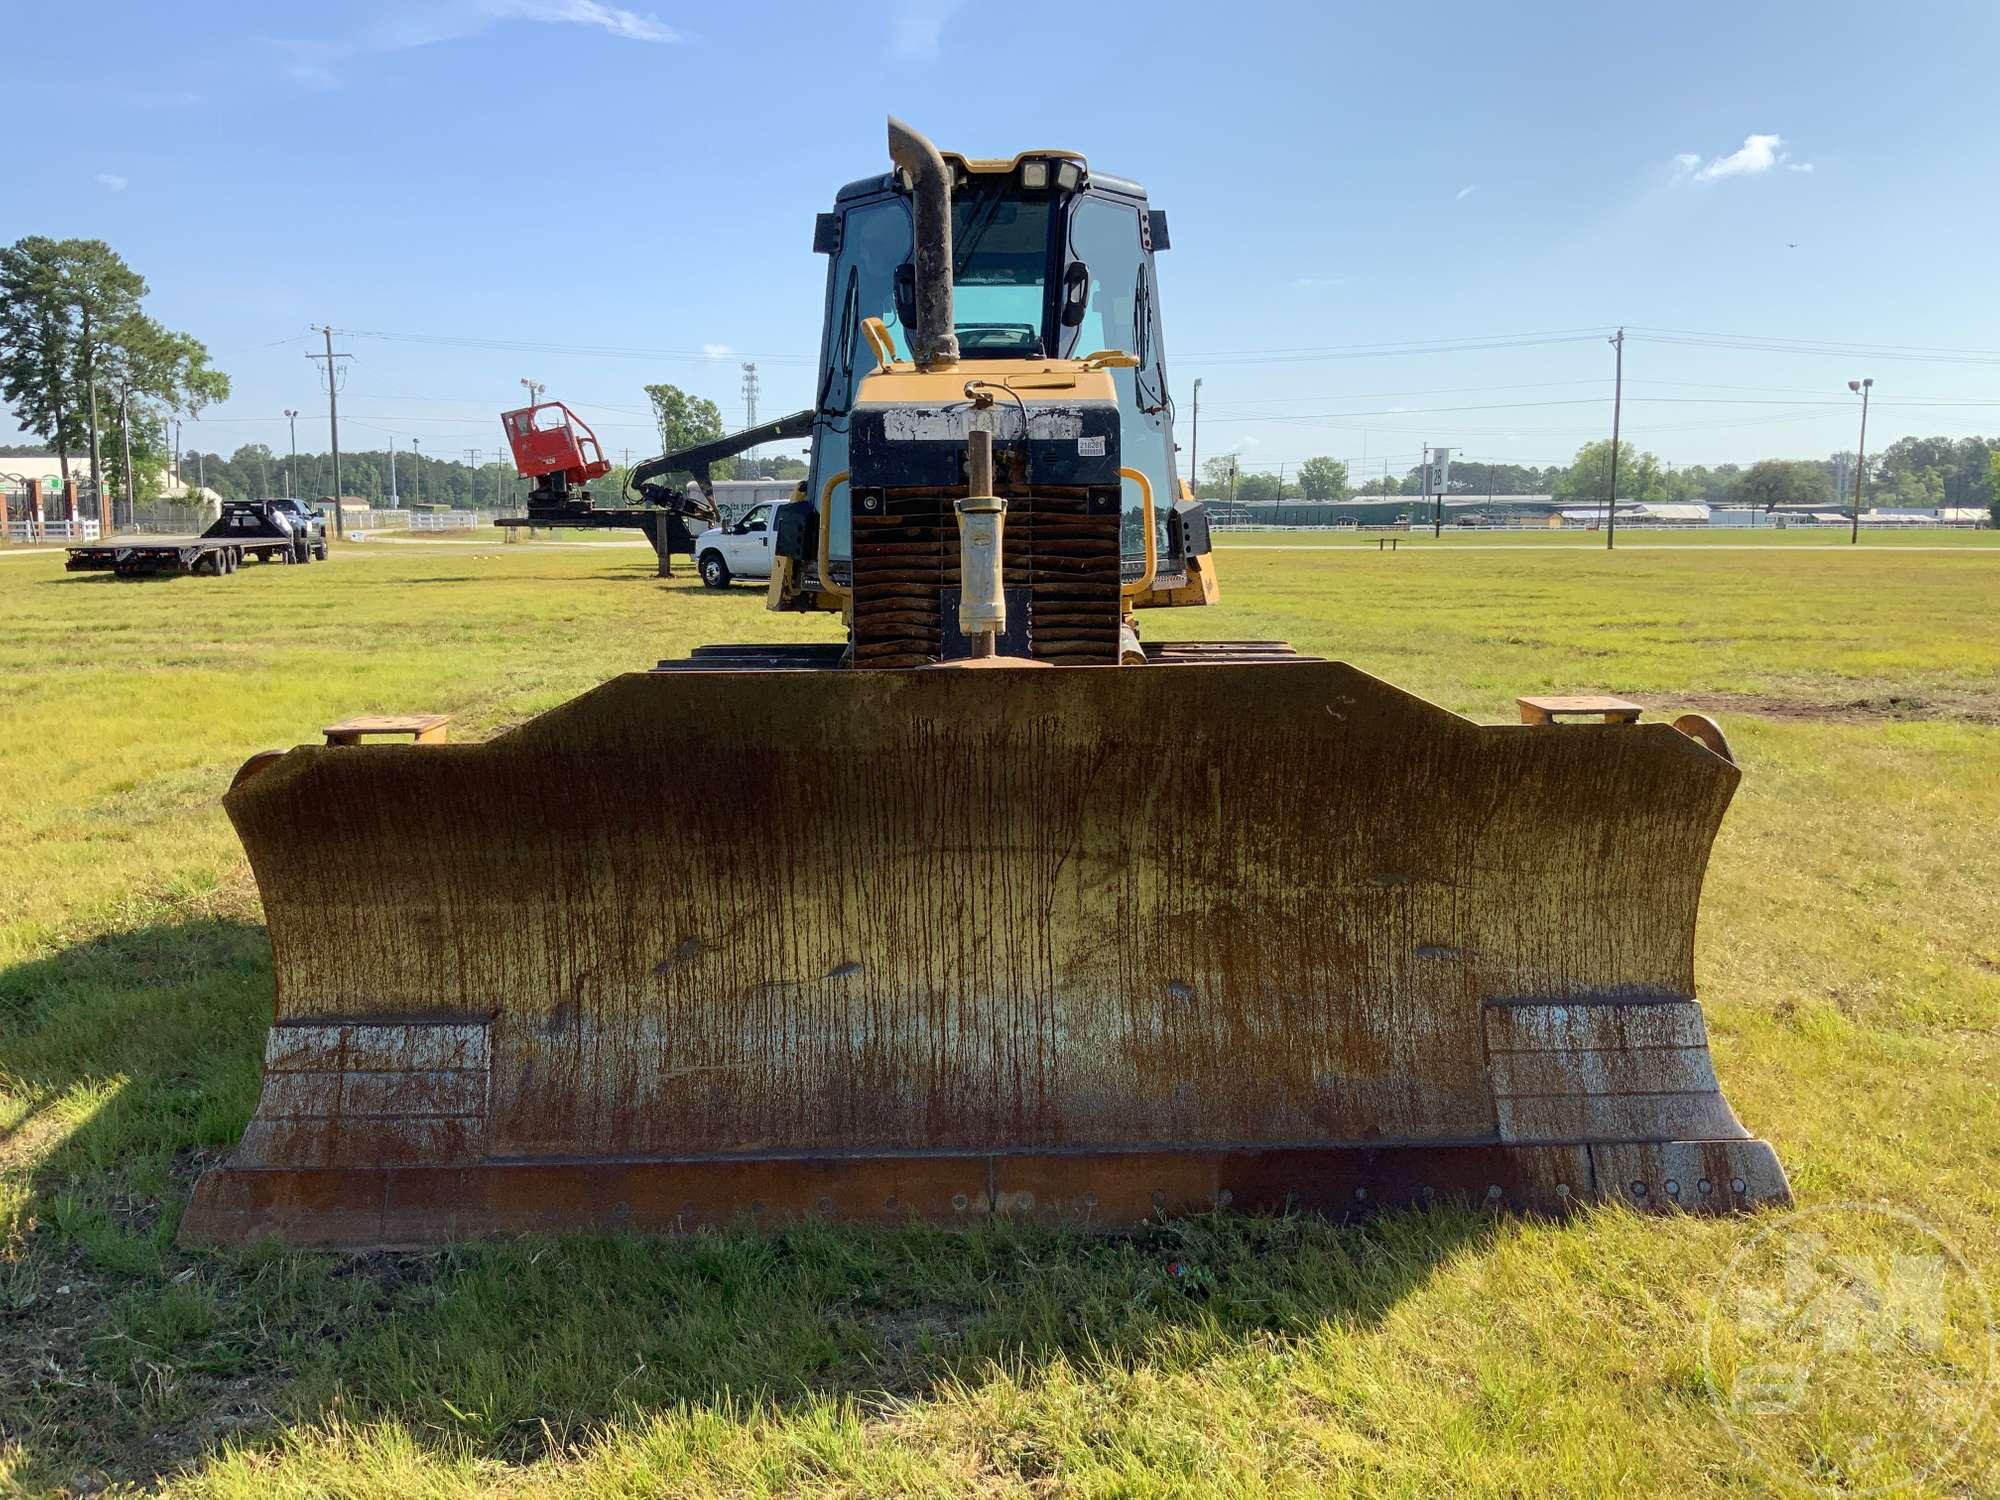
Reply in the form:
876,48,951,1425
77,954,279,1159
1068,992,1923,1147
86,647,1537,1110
356,509,497,533
5,518,100,542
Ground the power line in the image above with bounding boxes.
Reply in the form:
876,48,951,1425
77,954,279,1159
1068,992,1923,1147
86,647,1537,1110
340,327,817,368
1628,325,2000,358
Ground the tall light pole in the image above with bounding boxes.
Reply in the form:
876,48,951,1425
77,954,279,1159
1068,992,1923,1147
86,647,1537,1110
388,435,398,507
411,439,421,508
521,377,544,408
1189,377,1203,498
283,410,298,498
1847,378,1873,544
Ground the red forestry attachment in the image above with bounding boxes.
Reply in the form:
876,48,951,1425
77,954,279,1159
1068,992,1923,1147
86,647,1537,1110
501,402,612,487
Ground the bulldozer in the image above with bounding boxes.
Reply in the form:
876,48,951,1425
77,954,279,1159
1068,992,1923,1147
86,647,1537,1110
182,121,1786,1249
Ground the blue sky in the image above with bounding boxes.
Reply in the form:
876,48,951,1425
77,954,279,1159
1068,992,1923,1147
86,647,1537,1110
8,0,1999,479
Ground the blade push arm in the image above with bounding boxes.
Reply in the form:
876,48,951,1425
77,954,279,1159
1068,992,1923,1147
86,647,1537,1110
628,408,816,510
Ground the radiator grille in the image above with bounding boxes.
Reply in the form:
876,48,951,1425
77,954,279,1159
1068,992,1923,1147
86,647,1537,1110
850,486,1121,668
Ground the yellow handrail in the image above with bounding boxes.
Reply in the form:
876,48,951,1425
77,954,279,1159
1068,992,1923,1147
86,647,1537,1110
816,470,852,603
1118,467,1156,598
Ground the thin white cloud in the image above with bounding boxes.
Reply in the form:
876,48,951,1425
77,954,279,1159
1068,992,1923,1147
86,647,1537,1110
891,0,962,61
700,343,735,357
94,173,128,192
492,0,676,42
278,0,676,88
1671,133,1813,183
1454,184,1476,201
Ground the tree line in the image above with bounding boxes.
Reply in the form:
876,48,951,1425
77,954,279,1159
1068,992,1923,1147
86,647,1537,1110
1196,436,2000,521
166,439,808,510
146,431,2000,522
0,238,228,500
169,381,806,507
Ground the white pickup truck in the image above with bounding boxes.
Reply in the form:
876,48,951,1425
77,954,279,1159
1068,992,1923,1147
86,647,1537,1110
692,502,775,588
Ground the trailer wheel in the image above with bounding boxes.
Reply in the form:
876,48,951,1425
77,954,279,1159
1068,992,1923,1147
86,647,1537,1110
699,551,731,588
223,548,239,574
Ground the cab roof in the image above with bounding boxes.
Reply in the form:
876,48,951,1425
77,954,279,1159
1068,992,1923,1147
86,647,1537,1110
834,148,1146,205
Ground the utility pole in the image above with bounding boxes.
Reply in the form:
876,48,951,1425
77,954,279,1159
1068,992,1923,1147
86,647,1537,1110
1427,440,1436,537
464,448,481,508
411,439,421,508
740,362,760,471
284,410,299,498
309,326,351,538
82,301,105,533
172,419,183,497
388,436,398,508
118,389,136,527
1847,378,1873,544
1605,328,1625,551
1189,378,1203,497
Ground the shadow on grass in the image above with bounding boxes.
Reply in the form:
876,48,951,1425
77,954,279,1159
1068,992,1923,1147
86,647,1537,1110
0,919,1497,1490
40,572,189,586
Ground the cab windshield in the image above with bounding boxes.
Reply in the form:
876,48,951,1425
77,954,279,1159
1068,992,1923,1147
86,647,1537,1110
820,189,1054,380
945,185,1051,355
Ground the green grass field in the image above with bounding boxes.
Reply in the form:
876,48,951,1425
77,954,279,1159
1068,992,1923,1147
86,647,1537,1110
2,533,1996,1496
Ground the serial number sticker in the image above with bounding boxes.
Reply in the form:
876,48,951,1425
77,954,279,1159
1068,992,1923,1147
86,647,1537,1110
1077,436,1107,457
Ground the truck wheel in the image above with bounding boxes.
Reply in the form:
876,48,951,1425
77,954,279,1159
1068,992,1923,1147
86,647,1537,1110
314,542,328,561
296,540,312,564
699,551,731,588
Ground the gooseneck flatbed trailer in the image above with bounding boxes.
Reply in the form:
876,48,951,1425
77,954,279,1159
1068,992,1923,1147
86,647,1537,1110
66,499,328,577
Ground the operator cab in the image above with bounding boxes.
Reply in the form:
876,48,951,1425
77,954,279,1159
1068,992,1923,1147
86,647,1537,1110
807,150,1180,590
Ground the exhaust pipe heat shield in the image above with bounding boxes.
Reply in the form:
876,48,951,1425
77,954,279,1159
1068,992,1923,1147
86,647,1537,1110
183,661,1786,1248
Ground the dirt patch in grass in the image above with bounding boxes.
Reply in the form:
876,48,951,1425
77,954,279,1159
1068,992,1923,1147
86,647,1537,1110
1672,691,2000,726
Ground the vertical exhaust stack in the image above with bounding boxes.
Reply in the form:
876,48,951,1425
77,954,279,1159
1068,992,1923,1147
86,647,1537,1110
887,117,959,369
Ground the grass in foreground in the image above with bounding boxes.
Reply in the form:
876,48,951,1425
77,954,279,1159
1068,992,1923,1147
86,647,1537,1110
1,536,1997,1496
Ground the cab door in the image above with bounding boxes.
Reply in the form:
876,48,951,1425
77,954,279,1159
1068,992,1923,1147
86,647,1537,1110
726,503,774,576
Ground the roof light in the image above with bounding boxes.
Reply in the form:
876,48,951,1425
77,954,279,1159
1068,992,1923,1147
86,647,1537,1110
1055,160,1082,192
1020,159,1049,190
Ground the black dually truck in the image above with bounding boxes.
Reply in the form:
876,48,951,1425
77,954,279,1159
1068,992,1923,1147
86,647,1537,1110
66,499,329,577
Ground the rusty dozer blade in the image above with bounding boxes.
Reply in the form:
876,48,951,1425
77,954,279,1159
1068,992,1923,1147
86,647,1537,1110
182,662,1787,1249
